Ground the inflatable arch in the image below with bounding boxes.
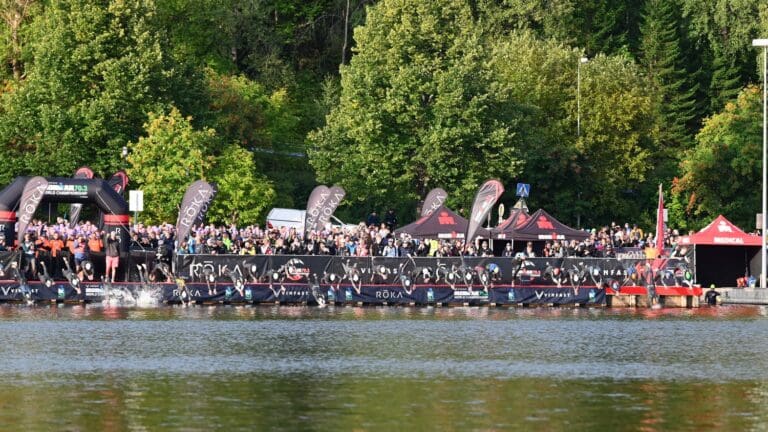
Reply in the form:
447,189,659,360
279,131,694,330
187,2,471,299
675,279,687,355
0,177,130,251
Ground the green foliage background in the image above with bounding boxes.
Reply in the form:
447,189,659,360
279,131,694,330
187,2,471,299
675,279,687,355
0,0,765,230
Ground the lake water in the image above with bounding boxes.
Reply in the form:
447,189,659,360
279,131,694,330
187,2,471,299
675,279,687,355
0,304,767,431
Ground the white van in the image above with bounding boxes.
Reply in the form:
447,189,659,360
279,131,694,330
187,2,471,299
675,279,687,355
266,208,356,231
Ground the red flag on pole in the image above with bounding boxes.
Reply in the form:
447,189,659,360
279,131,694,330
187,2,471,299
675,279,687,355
655,183,664,259
650,183,668,278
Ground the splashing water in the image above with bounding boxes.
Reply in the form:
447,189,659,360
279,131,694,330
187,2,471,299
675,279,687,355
103,286,162,307
135,288,161,308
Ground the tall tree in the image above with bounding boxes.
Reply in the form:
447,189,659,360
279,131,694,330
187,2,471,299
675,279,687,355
0,0,207,183
640,0,698,162
677,86,762,229
208,144,276,225
491,31,654,226
308,0,525,215
126,108,216,224
709,47,743,112
0,0,37,80
681,0,762,97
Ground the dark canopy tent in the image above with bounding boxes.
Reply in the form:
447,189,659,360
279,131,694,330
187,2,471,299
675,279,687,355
396,205,490,240
508,209,589,242
679,215,762,287
490,208,529,255
492,209,589,255
491,208,530,240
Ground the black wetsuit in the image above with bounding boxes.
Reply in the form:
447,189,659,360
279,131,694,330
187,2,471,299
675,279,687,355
705,289,720,306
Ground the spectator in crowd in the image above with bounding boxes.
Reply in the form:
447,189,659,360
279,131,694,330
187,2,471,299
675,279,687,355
383,237,398,257
366,211,380,228
105,230,120,283
524,241,535,258
479,241,493,257
384,209,397,230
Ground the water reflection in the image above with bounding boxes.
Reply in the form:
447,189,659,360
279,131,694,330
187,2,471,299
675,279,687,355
0,305,764,430
0,375,764,431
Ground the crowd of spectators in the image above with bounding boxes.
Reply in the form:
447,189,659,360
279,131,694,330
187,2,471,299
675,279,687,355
5,213,690,281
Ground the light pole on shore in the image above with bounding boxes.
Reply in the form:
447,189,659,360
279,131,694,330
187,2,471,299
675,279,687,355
577,56,588,139
753,39,768,288
576,56,588,229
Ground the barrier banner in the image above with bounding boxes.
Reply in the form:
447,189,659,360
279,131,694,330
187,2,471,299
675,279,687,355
35,281,83,302
175,254,695,290
183,282,315,304
331,285,454,305
0,281,24,301
489,287,606,305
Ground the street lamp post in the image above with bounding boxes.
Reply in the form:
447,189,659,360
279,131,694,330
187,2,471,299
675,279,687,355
121,146,128,171
576,56,588,229
753,39,768,288
577,56,589,139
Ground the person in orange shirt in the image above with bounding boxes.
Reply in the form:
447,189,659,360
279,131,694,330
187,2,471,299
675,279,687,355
88,232,103,253
48,232,65,278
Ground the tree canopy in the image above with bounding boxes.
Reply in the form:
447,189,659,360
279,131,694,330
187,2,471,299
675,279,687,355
0,0,764,230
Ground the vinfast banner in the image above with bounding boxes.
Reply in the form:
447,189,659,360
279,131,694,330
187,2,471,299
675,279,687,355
175,180,217,242
421,188,448,217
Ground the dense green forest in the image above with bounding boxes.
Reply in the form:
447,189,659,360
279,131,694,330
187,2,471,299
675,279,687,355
0,0,766,230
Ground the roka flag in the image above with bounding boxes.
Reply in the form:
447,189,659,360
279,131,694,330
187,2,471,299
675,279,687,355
314,185,346,232
69,166,94,228
466,179,505,242
304,185,330,236
421,188,448,217
17,176,48,236
175,180,217,242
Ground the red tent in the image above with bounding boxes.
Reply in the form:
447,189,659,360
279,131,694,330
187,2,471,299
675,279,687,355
679,215,762,287
396,205,490,239
680,215,762,246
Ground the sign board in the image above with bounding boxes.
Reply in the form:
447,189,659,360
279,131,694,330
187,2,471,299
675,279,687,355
758,213,764,230
129,190,144,212
516,183,530,198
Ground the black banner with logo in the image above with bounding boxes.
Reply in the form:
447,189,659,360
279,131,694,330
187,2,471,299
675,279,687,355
304,185,330,236
314,185,345,232
421,188,448,217
466,179,504,242
175,180,217,242
17,176,48,236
